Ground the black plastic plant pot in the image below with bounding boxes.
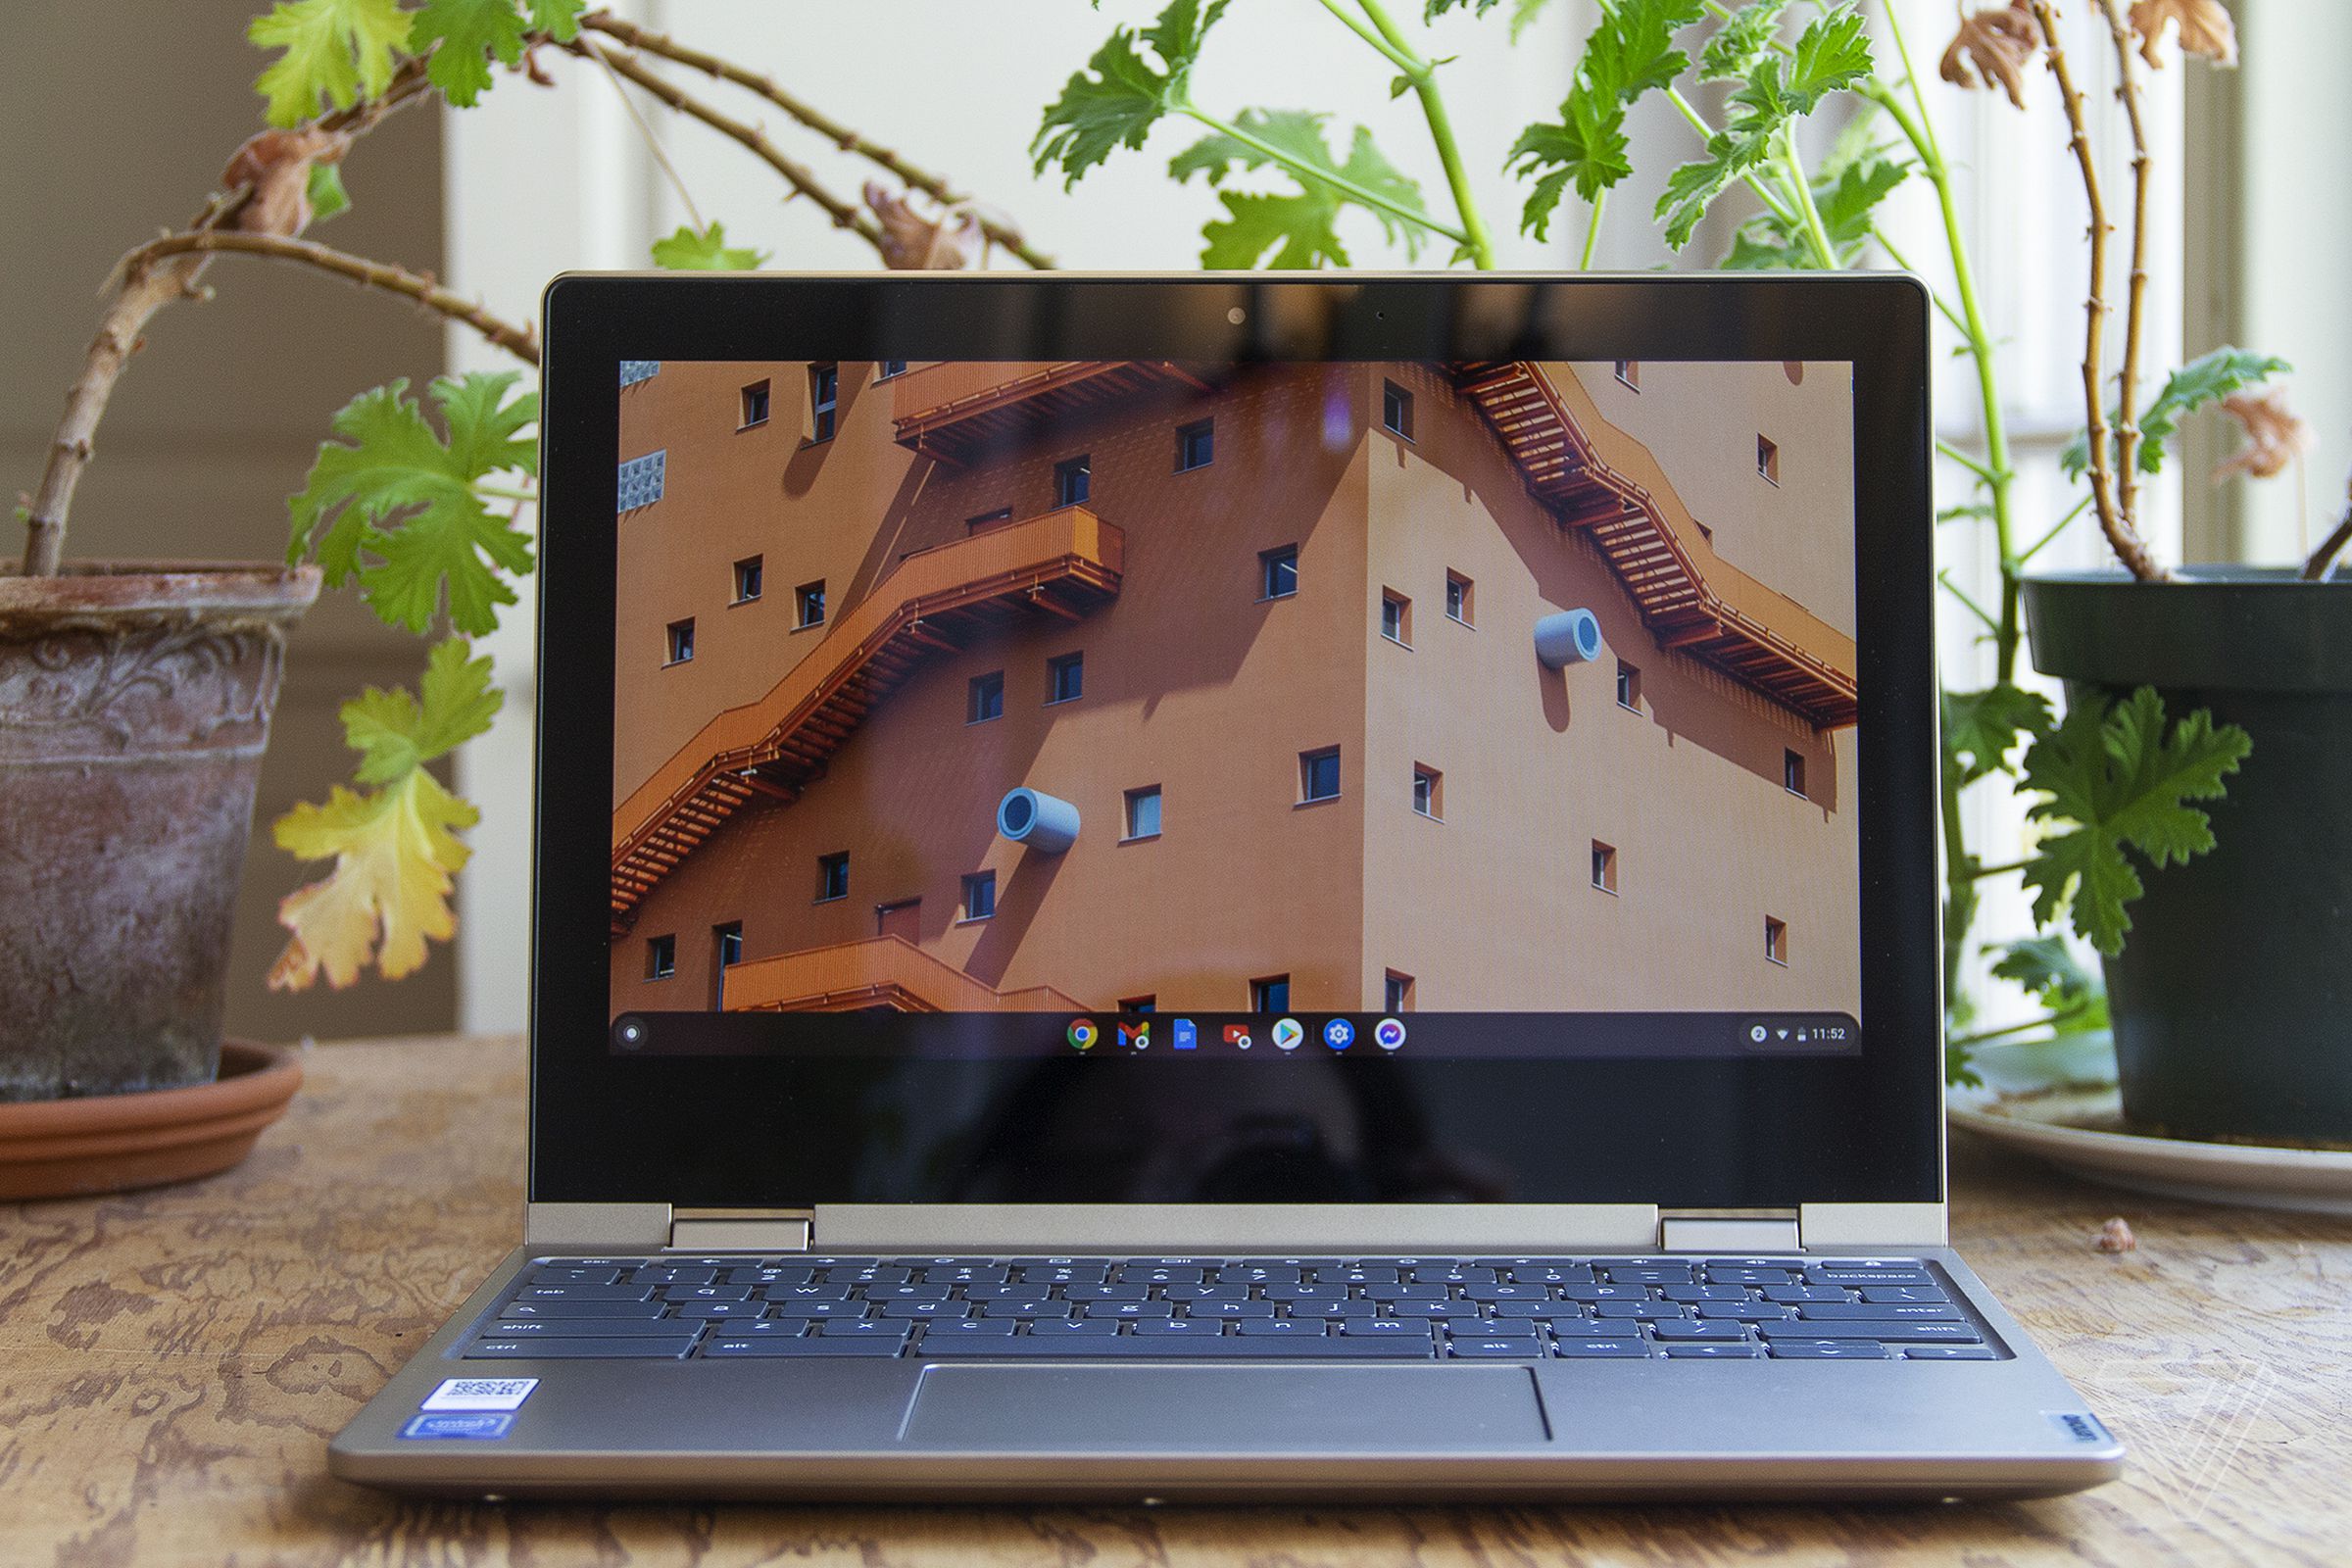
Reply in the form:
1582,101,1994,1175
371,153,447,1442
2023,567,2352,1146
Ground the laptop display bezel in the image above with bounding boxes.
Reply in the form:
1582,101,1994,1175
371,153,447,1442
529,273,1939,1209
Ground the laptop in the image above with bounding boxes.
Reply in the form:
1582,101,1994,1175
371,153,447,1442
328,272,2123,1500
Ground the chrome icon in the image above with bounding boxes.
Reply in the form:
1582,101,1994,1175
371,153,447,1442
1066,1018,1099,1051
1271,1018,1303,1051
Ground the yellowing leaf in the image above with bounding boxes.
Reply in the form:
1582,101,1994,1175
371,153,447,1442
269,766,477,991
2128,0,2236,67
1938,2,2041,111
248,0,415,127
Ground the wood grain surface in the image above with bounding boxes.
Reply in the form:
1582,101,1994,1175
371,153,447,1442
2,1034,2346,1567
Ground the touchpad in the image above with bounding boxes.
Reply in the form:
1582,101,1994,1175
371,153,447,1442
901,1365,1548,1451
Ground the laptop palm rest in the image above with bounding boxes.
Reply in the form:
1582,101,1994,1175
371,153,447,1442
900,1365,1549,1450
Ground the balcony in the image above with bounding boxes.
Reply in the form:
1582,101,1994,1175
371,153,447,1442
609,507,1124,931
889,361,1212,463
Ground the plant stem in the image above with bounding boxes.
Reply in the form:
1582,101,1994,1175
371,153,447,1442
2017,493,2094,565
1175,103,1469,245
1867,4,2023,675
1311,0,1419,73
132,231,540,363
1938,568,2000,634
1966,857,2034,879
1779,123,1839,268
1660,86,1803,229
1868,226,1972,333
1351,0,1498,269
2304,472,2352,581
580,11,1055,270
577,32,708,231
1939,756,1977,1005
1937,439,1998,485
475,483,538,504
2098,0,2153,532
1949,1006,2095,1049
1581,188,1606,269
2031,0,2165,582
571,40,889,258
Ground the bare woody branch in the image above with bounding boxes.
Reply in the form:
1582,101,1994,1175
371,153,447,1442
2097,0,2154,534
2031,0,2166,581
580,11,1054,270
564,38,890,260
2305,472,2352,582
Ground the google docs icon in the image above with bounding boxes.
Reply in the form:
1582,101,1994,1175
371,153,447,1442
1172,1018,1199,1051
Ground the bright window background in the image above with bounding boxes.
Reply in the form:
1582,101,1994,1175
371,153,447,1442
444,0,2351,1031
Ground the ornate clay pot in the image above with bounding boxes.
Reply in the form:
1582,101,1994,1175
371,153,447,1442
0,563,318,1101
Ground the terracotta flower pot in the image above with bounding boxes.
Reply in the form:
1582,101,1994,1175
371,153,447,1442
0,562,318,1102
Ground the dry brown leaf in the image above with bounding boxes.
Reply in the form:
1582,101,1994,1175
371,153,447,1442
1940,2,2043,110
221,126,351,238
865,181,984,271
2211,387,2313,482
2128,0,2238,67
2095,1216,2137,1252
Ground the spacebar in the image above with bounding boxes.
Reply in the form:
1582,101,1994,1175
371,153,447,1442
915,1335,1434,1359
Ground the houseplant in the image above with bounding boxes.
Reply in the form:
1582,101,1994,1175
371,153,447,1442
1032,0,2325,1126
3,0,1040,1114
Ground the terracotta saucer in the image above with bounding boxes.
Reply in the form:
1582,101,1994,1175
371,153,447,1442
0,1041,302,1200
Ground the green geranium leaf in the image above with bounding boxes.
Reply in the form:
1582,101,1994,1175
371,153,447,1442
287,373,539,637
249,0,414,126
306,162,351,222
1424,0,1502,16
2019,686,2251,956
526,0,583,42
1170,110,1427,269
651,221,768,271
1033,0,1229,188
1511,0,1557,40
413,0,535,106
1722,152,1905,269
2060,347,2291,480
1942,683,2053,787
1697,0,1792,82
1512,0,1703,238
342,637,503,784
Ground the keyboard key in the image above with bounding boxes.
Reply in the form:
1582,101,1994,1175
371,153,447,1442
1695,1302,1790,1322
1648,1321,1749,1342
879,1299,969,1319
1112,1265,1204,1285
1660,1286,1748,1303
1762,1286,1850,1303
1284,1298,1379,1319
1549,1338,1652,1357
1662,1343,1764,1358
1129,1318,1229,1337
1384,1300,1482,1320
1505,1266,1594,1285
763,1284,854,1302
1593,1300,1687,1319
1449,1339,1544,1357
862,1284,955,1301
516,1284,653,1301
530,1266,620,1286
1341,1319,1435,1338
1364,1284,1448,1301
1767,1340,1891,1360
1560,1284,1644,1301
485,1316,708,1337
1706,1268,1795,1287
813,1320,911,1341
1184,1299,1275,1319
915,1335,1434,1359
922,1318,1020,1339
1903,1345,1999,1360
1797,1302,1963,1322
669,1301,760,1319
1233,1317,1329,1337
1757,1322,1982,1344
1445,1318,1537,1338
1858,1286,1950,1304
466,1336,697,1358
766,1299,862,1319
705,1336,903,1357
1024,1317,1124,1337
632,1266,717,1287
1490,1300,1561,1319
662,1284,752,1302
1062,1284,1152,1302
1081,1300,1175,1319
500,1299,669,1320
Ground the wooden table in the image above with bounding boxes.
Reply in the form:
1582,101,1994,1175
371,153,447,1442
2,1035,2346,1567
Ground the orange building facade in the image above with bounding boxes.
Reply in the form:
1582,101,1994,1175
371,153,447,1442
609,358,1861,1020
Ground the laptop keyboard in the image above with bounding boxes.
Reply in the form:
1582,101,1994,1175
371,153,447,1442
464,1254,1998,1362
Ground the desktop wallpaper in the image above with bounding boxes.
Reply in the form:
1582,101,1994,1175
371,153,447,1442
607,358,1860,1031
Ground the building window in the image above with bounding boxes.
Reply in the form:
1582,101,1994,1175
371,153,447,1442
1046,651,1084,705
876,360,907,379
809,365,838,442
1757,433,1780,484
1124,785,1162,841
713,921,743,968
739,379,770,428
1300,747,1342,804
1591,840,1618,894
1614,360,1640,391
665,617,695,665
646,934,676,980
967,670,1004,723
1259,545,1299,601
1382,379,1414,440
1445,570,1474,626
796,579,826,629
1411,765,1442,819
816,852,850,903
1785,748,1808,798
1176,418,1214,471
1251,974,1291,1013
732,555,763,604
1120,995,1158,1014
960,871,997,921
966,507,1014,534
1385,971,1415,1012
616,450,665,512
1616,660,1642,710
1380,589,1412,646
619,360,661,388
1054,454,1091,507
1765,915,1789,965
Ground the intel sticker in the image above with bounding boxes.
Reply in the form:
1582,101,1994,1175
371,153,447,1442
402,1412,515,1441
421,1376,539,1412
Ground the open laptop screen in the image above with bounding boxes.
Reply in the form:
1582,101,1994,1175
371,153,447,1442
606,359,1860,1066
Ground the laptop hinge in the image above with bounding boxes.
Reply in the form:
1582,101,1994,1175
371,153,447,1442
1658,1214,1801,1253
668,1208,815,1253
